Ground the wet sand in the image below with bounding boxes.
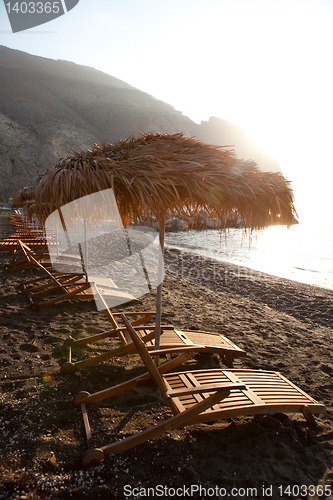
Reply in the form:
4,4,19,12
0,213,332,499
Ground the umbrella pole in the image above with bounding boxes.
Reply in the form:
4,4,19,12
55,220,59,259
84,218,89,274
154,216,165,356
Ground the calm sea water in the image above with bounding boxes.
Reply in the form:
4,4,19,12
164,192,333,291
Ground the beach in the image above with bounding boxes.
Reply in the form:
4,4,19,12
0,212,332,499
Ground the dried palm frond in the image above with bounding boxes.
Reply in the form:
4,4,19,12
33,132,297,229
12,185,35,208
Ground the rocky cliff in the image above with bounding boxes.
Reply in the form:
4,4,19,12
0,45,280,201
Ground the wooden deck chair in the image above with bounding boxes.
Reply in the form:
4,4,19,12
61,313,245,373
4,224,43,238
60,286,246,373
75,315,325,467
18,239,83,275
3,246,51,272
4,222,40,237
0,237,53,254
0,217,51,250
5,234,41,240
3,239,77,272
19,242,139,309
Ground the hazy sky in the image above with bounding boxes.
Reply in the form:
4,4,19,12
1,0,333,200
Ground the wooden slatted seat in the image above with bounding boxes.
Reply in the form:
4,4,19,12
75,315,325,466
61,298,245,374
163,369,325,422
0,215,52,254
0,239,53,254
23,273,139,309
4,250,51,271
4,239,82,272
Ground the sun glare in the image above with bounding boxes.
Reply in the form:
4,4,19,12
158,1,333,186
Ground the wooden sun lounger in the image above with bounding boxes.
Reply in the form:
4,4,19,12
75,315,326,467
18,244,139,309
3,240,82,272
23,275,140,309
0,238,53,254
61,314,245,373
60,289,246,373
4,233,42,239
7,240,73,274
2,216,49,245
3,247,51,272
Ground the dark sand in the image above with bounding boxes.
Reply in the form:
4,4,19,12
0,213,332,499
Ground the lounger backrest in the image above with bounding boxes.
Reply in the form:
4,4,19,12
94,283,121,330
18,240,67,291
121,314,168,395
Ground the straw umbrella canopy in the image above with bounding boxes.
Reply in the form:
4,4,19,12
33,132,297,347
34,132,296,228
12,185,35,210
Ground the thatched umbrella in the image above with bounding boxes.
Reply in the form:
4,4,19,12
12,186,51,238
12,185,35,210
34,132,297,348
11,186,40,232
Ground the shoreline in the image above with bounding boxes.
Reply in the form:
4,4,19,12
164,247,333,330
165,241,333,293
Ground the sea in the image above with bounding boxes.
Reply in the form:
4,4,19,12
165,182,333,291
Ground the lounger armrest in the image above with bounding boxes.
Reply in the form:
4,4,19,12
113,311,156,317
166,383,246,398
147,346,206,356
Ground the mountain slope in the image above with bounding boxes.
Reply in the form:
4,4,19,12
0,45,280,201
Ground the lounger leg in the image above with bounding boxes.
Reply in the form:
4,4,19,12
302,405,316,427
222,352,234,368
82,388,231,466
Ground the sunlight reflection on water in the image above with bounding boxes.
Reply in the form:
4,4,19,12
164,221,333,290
